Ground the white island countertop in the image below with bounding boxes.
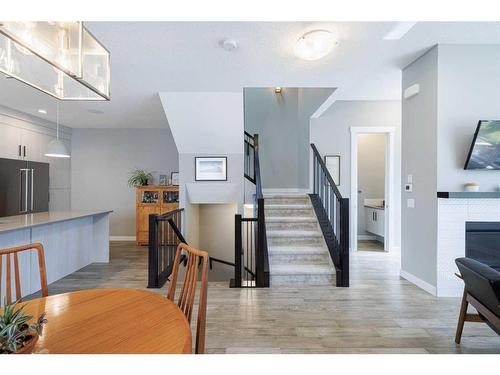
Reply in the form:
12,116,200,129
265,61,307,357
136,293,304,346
0,210,112,234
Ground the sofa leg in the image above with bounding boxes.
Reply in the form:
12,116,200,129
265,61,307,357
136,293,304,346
455,287,468,344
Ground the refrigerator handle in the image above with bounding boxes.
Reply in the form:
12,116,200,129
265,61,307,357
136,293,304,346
19,168,30,213
30,168,34,212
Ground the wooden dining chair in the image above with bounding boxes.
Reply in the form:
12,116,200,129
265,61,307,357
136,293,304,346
0,243,48,305
167,243,208,354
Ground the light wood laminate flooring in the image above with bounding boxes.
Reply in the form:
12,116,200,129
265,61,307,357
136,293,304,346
27,241,500,354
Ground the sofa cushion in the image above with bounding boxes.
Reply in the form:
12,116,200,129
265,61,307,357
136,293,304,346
455,257,500,317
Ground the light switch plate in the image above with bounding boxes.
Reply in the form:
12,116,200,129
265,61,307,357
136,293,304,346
405,183,412,192
407,198,415,208
407,174,413,183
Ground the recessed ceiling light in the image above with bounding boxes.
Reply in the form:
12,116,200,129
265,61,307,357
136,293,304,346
295,30,338,61
88,109,104,114
383,22,417,40
38,109,47,114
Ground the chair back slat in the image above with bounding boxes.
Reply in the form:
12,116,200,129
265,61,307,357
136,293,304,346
0,243,48,305
167,243,208,354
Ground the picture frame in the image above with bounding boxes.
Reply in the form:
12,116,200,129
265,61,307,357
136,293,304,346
324,155,340,186
171,172,179,185
159,174,167,185
195,156,227,181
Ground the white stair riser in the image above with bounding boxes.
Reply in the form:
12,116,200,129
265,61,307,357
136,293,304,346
268,236,323,246
271,274,335,286
266,221,318,230
265,208,314,217
265,197,310,205
270,253,330,263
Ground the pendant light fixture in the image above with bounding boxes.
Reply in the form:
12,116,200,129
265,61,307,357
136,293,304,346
45,101,70,158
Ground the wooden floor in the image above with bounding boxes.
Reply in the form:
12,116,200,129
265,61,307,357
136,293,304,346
31,241,500,354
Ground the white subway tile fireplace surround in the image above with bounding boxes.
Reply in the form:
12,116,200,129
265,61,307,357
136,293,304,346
437,198,500,297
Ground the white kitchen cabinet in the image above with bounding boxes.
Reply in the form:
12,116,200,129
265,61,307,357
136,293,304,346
365,207,385,237
0,123,23,159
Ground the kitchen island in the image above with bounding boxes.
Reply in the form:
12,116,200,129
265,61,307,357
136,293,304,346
0,211,111,300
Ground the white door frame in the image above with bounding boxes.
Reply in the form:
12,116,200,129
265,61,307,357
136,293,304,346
350,126,396,252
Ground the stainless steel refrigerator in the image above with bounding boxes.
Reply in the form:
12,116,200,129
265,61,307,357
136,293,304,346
0,157,49,217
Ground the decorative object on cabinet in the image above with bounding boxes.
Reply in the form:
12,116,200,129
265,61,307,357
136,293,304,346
0,22,110,101
464,182,480,192
159,174,167,185
195,156,227,181
324,155,340,186
136,185,179,245
128,169,153,187
171,172,179,185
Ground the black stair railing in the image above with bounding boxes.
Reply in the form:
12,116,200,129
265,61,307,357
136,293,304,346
310,144,350,287
232,132,270,288
148,208,185,288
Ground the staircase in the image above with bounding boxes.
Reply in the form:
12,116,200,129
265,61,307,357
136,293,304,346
265,195,336,286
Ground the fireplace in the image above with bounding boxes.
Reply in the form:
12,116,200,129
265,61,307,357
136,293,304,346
466,222,500,270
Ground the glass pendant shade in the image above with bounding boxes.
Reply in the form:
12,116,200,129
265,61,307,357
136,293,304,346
45,138,70,158
0,21,110,100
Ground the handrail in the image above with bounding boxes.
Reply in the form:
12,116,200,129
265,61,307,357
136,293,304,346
310,143,343,199
310,143,349,287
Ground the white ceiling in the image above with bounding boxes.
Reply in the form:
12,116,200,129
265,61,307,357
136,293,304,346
1,21,500,128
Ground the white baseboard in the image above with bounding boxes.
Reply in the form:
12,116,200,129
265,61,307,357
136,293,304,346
110,236,136,241
263,188,310,196
400,269,437,296
357,235,377,240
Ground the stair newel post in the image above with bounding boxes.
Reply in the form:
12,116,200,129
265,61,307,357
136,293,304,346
233,214,243,288
340,197,350,287
256,198,265,287
147,213,159,288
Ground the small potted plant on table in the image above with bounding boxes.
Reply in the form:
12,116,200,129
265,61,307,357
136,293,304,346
128,169,154,187
0,301,47,354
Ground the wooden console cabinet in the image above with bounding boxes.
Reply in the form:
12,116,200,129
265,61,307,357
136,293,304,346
136,185,179,245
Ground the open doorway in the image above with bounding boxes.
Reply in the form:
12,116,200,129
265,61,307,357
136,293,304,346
350,127,396,252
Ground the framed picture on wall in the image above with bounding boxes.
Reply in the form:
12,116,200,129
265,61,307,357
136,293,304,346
171,172,179,185
195,157,227,181
324,155,340,186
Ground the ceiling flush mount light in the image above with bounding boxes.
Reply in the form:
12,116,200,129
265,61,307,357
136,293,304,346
45,101,70,158
383,22,417,40
295,30,338,61
0,21,110,100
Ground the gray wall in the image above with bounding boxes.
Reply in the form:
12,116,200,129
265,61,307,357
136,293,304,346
357,134,385,236
71,128,179,237
244,87,333,190
311,100,402,247
401,46,439,287
437,45,500,192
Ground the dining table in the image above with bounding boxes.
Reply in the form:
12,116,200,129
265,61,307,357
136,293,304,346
17,288,192,354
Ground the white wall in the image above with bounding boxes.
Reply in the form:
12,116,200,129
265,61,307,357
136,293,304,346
244,87,334,190
0,105,72,213
160,91,244,262
71,128,179,237
401,44,500,294
310,100,402,247
437,45,500,192
357,134,385,236
401,46,439,288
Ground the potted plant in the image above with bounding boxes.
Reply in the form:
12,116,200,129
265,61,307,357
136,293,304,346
0,301,47,354
128,169,154,187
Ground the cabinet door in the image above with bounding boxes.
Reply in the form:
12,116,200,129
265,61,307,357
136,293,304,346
0,124,22,159
375,210,385,237
20,129,42,162
365,208,375,234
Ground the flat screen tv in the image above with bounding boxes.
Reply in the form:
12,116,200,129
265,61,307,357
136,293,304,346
464,120,500,170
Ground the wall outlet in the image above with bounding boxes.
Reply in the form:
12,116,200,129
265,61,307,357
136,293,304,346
407,198,415,208
405,183,412,192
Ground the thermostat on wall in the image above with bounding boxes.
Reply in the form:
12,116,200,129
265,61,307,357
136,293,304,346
405,183,412,192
